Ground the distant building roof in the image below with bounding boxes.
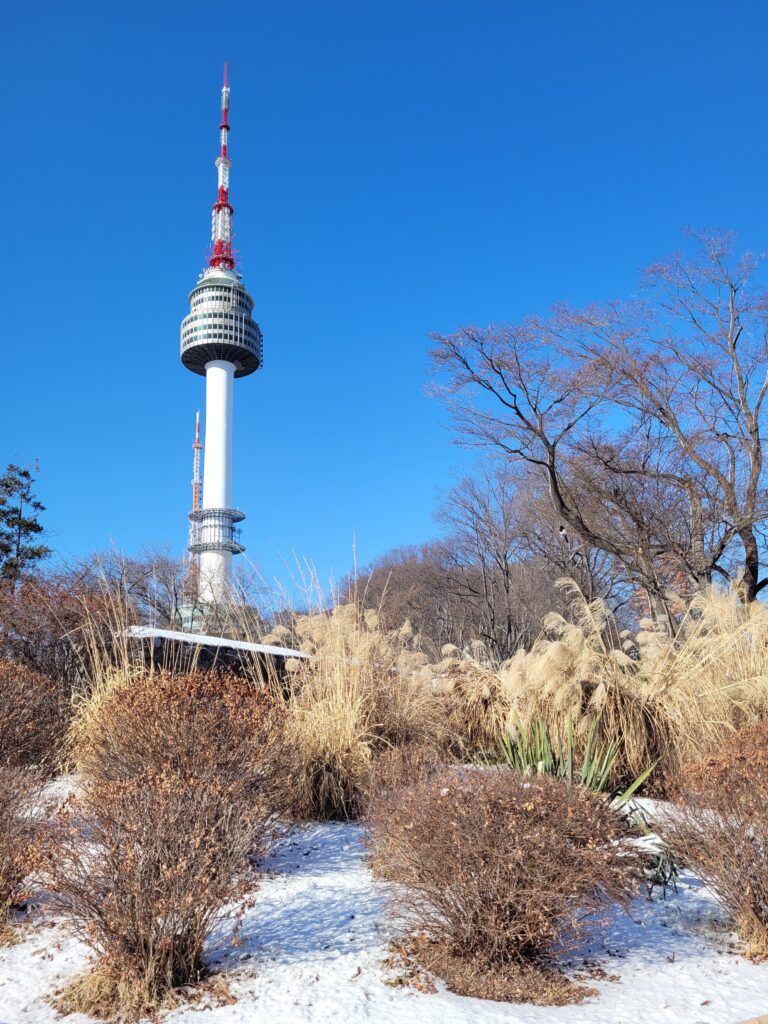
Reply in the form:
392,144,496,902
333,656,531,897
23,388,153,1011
125,625,308,660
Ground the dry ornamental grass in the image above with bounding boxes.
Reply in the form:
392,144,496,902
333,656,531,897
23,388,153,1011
270,601,445,820
496,583,768,789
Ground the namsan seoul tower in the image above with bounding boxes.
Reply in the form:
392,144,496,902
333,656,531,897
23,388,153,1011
181,65,262,606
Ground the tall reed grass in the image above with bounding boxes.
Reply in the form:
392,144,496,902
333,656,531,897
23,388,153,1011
499,581,768,786
266,584,446,820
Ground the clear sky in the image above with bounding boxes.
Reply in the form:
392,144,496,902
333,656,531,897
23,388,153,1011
2,1,767,590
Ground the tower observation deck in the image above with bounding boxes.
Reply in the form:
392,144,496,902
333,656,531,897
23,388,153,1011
180,66,261,606
180,272,262,378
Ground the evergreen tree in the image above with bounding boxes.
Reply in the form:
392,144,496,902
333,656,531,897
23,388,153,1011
0,463,51,585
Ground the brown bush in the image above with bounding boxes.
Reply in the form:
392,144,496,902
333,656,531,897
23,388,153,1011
664,723,768,958
0,575,98,688
366,744,447,805
0,766,45,936
0,660,69,770
44,672,277,1019
674,721,768,803
72,670,274,792
366,769,641,1002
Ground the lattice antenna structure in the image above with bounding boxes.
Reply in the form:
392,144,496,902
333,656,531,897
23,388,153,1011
191,410,203,512
210,62,234,271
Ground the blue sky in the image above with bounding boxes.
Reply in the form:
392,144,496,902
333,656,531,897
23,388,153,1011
2,1,767,590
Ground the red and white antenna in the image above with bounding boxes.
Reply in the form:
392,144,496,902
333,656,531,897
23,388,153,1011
191,410,203,512
210,63,235,270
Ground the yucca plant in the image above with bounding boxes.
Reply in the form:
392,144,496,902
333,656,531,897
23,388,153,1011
499,715,654,804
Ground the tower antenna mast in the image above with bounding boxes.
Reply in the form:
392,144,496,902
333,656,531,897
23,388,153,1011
210,62,234,271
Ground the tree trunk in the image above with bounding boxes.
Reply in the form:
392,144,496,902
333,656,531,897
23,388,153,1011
739,528,760,603
646,589,677,638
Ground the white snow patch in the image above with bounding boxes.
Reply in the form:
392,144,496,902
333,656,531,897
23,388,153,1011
1,822,767,1023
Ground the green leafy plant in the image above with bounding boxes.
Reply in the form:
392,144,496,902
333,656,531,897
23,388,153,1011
498,715,654,803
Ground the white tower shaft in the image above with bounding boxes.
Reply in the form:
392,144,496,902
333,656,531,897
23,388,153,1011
202,360,234,508
199,360,235,604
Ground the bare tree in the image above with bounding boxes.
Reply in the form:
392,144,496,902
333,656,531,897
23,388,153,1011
434,464,565,659
557,230,768,601
350,544,473,658
433,462,633,657
430,230,768,628
509,469,630,607
352,465,624,663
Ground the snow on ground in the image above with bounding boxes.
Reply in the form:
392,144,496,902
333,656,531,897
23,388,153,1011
1,822,768,1024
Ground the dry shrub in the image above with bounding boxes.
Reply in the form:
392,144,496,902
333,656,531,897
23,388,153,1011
0,660,69,770
0,766,45,937
498,582,768,788
46,773,260,1018
664,723,768,958
0,660,58,941
674,721,768,802
71,670,274,793
366,769,641,1002
0,569,147,730
367,744,447,800
0,575,97,690
273,602,445,820
43,672,277,1019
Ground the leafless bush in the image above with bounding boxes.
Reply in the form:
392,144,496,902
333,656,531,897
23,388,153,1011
0,766,45,937
71,670,274,797
664,723,768,958
0,576,91,689
672,721,768,803
0,660,69,771
366,770,641,1002
366,744,447,802
43,672,278,1019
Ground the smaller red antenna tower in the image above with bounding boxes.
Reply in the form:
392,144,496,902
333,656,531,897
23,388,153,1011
191,410,203,512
